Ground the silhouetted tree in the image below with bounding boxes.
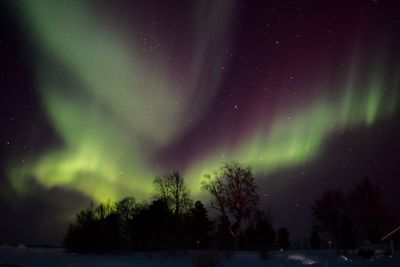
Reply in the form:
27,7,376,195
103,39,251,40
310,229,321,250
277,227,290,250
210,218,233,250
153,170,192,215
242,209,275,251
350,177,385,244
202,161,259,250
340,214,356,249
189,200,212,248
115,196,138,247
313,178,386,252
130,198,174,250
312,189,347,251
64,203,96,252
64,201,120,253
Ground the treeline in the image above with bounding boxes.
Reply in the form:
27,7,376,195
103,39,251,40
64,197,211,252
64,162,290,253
311,177,390,253
64,162,390,254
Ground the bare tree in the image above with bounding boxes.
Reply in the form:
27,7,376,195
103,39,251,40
153,170,192,215
202,161,259,250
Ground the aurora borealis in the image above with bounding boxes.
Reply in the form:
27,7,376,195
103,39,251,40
1,1,400,244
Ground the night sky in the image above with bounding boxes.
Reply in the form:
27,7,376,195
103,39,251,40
1,0,399,245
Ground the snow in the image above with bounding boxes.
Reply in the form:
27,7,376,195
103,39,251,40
0,246,399,267
287,253,320,265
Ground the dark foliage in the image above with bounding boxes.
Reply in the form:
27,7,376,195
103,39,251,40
340,215,356,249
312,177,386,251
189,201,212,249
312,189,354,251
309,230,321,249
64,197,213,253
131,198,173,250
115,196,139,248
350,177,385,244
277,228,290,250
241,209,275,251
211,221,234,250
64,202,121,253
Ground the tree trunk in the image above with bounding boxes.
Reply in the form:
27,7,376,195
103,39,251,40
234,235,239,251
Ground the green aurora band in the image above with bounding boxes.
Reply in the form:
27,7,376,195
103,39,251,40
8,1,398,202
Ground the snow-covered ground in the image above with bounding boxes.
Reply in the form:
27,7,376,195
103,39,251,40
0,245,399,267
